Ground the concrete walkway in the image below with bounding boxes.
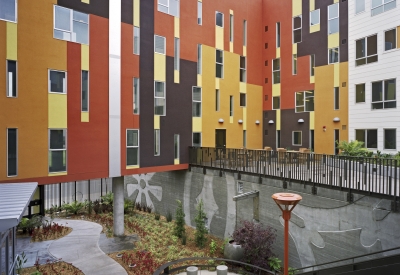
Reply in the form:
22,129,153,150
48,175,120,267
48,219,127,275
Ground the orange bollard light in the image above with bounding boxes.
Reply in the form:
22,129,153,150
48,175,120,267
272,193,302,275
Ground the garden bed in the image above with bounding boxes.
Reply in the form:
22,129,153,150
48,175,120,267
21,261,83,275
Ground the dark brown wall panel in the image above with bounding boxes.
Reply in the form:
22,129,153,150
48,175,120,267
339,0,348,62
121,0,133,25
58,0,109,19
280,109,310,150
263,111,277,149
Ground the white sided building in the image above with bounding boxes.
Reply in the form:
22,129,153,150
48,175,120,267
348,0,400,154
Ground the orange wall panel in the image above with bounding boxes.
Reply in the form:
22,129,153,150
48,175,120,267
154,6,175,57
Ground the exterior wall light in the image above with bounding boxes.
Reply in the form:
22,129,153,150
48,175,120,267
255,120,260,125
269,120,274,124
323,126,326,132
333,117,340,122
298,119,304,123
218,118,224,123
238,120,243,124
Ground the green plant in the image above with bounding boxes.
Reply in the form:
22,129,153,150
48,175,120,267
173,200,186,238
210,239,217,255
84,199,93,215
101,192,114,206
16,252,27,274
30,271,42,275
221,237,230,254
337,140,369,157
62,200,84,215
18,217,30,231
154,211,161,220
194,199,208,248
268,257,282,272
288,267,297,275
181,233,187,245
166,210,173,222
124,199,134,213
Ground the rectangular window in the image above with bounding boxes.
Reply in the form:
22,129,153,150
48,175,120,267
328,3,339,34
276,22,280,47
385,29,397,51
356,35,378,66
127,129,139,166
240,93,246,107
133,78,140,114
154,81,166,115
216,49,223,78
372,79,396,109
192,87,201,117
54,5,89,44
155,35,166,54
273,96,280,110
243,20,247,46
310,9,320,25
81,70,89,112
7,128,17,177
174,134,180,159
49,70,67,93
216,89,220,111
296,90,314,112
334,87,339,110
174,37,180,70
371,0,396,16
310,54,315,76
157,0,179,17
193,132,201,147
356,0,365,14
356,129,378,148
154,129,160,156
243,130,247,148
6,60,16,97
0,0,16,22
216,12,223,27
49,129,67,173
384,129,396,149
329,47,339,64
230,96,233,116
293,54,297,75
240,56,246,82
229,14,234,42
197,44,202,74
356,83,365,103
293,16,302,43
197,1,202,25
133,27,140,55
273,58,280,84
293,131,302,146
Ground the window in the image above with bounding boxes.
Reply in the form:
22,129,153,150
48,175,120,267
230,96,233,116
240,93,246,107
154,129,160,156
355,35,378,66
356,83,365,103
174,134,180,160
296,91,314,112
154,81,166,115
293,16,302,43
385,29,397,51
243,130,247,148
273,58,280,84
355,0,365,14
329,47,339,64
293,54,297,75
6,60,16,97
127,129,139,166
310,54,315,76
371,0,396,16
49,70,66,93
7,128,17,177
310,9,320,25
81,70,89,112
197,44,202,74
240,56,246,82
174,38,180,70
0,0,17,22
133,78,139,114
216,12,223,27
157,0,179,17
372,79,396,109
155,35,166,54
193,133,201,147
328,3,339,34
273,96,280,110
192,87,201,117
243,20,247,46
293,131,302,146
54,5,89,44
334,87,339,110
49,129,67,173
384,129,396,149
276,22,281,47
197,1,202,25
216,50,223,78
133,27,140,55
229,14,234,42
216,89,220,111
237,182,243,193
356,129,378,148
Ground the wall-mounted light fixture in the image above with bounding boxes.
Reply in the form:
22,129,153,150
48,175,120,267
269,120,274,124
323,125,326,132
298,119,304,123
255,120,260,125
218,118,224,123
238,119,243,124
333,117,340,122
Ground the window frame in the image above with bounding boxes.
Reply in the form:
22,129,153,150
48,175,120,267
126,129,139,166
48,69,67,94
328,3,339,35
293,54,297,75
240,56,246,82
154,129,160,156
243,130,247,148
355,34,378,66
6,128,17,177
154,81,166,116
355,83,366,103
272,96,280,110
174,37,180,71
133,77,140,114
133,26,140,55
328,47,339,64
371,0,397,16
243,20,247,46
295,90,314,113
240,93,246,107
197,44,202,74
229,14,234,42
371,79,396,110
334,87,340,110
154,35,166,55
384,28,397,52
216,89,220,111
355,129,378,149
6,60,17,98
197,1,202,25
310,9,320,26
293,15,302,43
355,0,365,14
157,0,180,17
193,132,201,147
81,70,89,112
384,128,396,150
216,11,224,27
310,54,315,77
53,5,89,45
292,131,302,146
48,129,67,173
276,22,281,47
192,86,202,117
230,95,234,117
174,134,180,160
216,49,224,78
272,58,280,84
0,0,17,23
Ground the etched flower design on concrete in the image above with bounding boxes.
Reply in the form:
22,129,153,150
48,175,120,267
195,175,219,227
126,173,162,209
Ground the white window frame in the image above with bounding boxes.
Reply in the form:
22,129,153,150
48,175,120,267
243,130,247,148
0,0,17,23
240,93,246,107
334,87,339,110
197,44,202,74
243,20,247,46
355,83,366,103
292,131,302,146
154,35,166,55
355,0,365,14
193,132,202,147
7,128,17,177
174,134,180,160
328,47,339,64
154,81,166,116
133,78,140,114
293,15,302,43
328,3,339,35
229,14,234,42
216,89,220,111
272,96,280,110
133,27,140,55
355,34,378,66
310,9,320,26
192,86,202,117
240,56,246,82
6,60,17,98
384,129,397,150
237,182,243,193
53,5,89,45
216,49,224,78
384,28,397,52
295,91,314,113
276,22,280,48
230,95,234,116
154,129,160,156
355,129,378,149
371,0,396,16
310,54,315,76
371,79,396,110
48,129,67,173
216,11,224,27
126,129,139,166
293,54,297,75
272,58,280,84
81,70,89,112
197,1,202,25
48,69,67,94
174,37,180,71
157,0,180,17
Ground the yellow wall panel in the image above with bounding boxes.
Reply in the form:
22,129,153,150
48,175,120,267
174,70,180,83
82,0,90,4
154,53,166,81
49,172,67,177
243,46,247,56
230,116,234,123
328,33,339,48
174,17,180,38
272,84,281,96
310,76,315,83
276,110,281,131
292,0,302,16
154,115,160,129
81,44,89,70
126,165,140,169
134,0,140,27
174,159,180,164
292,43,297,54
276,47,280,58
310,111,315,130
240,82,247,93
197,74,202,87
245,84,262,149
229,42,233,52
310,0,315,11
215,78,220,89
81,112,89,122
193,117,202,132
310,24,320,33
243,107,247,130
334,63,340,87
216,27,224,50
6,22,17,61
48,94,67,129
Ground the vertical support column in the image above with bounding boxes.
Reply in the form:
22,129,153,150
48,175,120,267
112,176,124,236
39,185,45,216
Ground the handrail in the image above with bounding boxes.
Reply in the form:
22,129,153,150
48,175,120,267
293,246,400,273
153,257,275,275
